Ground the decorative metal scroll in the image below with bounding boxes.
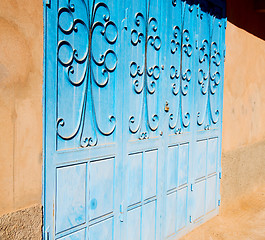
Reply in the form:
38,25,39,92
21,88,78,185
197,14,222,129
168,1,193,134
57,0,118,148
128,6,161,140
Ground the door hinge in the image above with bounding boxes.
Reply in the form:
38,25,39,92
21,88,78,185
45,227,50,240
190,183,193,191
189,215,192,223
223,45,226,62
45,0,51,7
219,172,222,179
218,199,221,206
122,8,128,30
119,201,124,222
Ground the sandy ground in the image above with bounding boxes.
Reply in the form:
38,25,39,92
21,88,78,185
180,188,265,240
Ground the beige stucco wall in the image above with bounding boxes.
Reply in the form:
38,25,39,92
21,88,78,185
220,20,265,208
0,0,265,234
0,0,43,216
223,22,265,152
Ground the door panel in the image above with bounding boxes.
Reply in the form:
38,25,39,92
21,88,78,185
55,164,87,234
161,1,196,238
58,229,86,240
88,218,114,240
191,0,226,225
89,157,115,220
44,0,226,239
44,0,124,239
122,0,162,239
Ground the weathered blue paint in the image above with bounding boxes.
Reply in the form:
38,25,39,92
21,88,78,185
43,0,226,239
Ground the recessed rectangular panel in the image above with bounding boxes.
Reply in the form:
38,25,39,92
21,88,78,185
89,217,113,240
165,192,177,237
56,164,86,234
128,153,143,206
176,187,188,231
178,144,189,187
206,175,217,213
143,150,157,200
167,146,178,191
142,201,156,240
207,138,218,175
127,207,141,240
195,140,207,179
58,228,86,240
89,158,114,220
193,180,206,221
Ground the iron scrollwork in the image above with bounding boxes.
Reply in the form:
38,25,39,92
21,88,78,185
169,1,193,134
197,16,221,128
129,10,161,140
57,0,118,148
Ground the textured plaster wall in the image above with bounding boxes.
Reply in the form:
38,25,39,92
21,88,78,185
222,22,265,152
0,204,42,239
0,0,43,216
221,140,265,209
221,20,265,209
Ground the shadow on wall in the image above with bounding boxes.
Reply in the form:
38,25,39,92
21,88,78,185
227,0,265,40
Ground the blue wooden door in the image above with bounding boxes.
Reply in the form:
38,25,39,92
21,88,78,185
191,1,226,226
43,0,226,239
122,1,163,239
43,0,125,239
161,1,195,238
